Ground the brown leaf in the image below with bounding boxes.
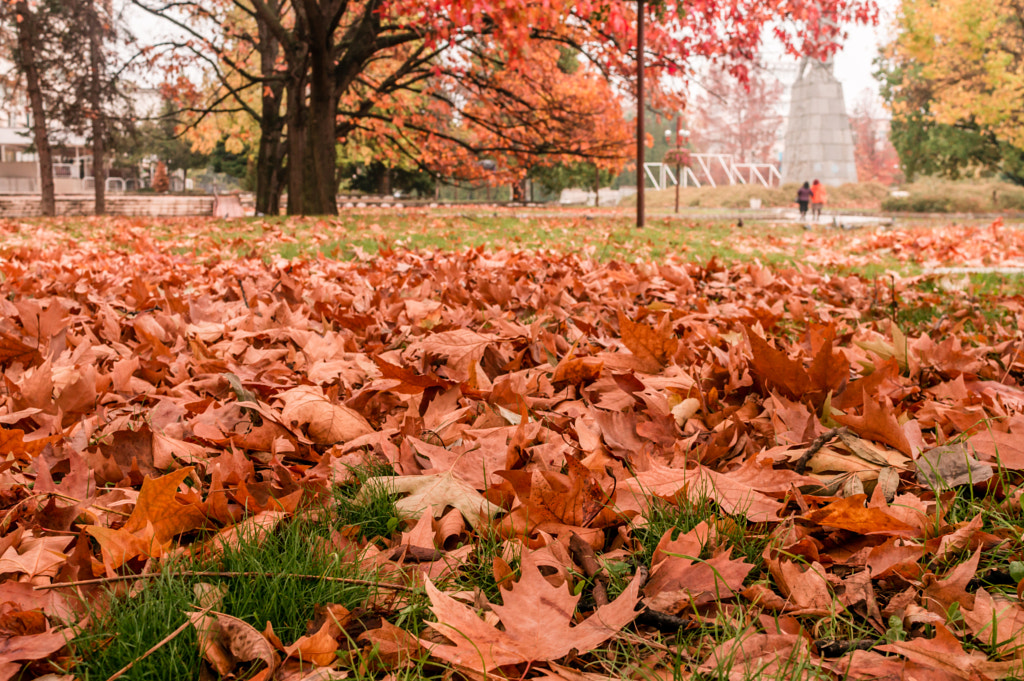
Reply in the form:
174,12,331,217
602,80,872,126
622,460,783,522
372,355,453,394
278,386,373,445
0,629,69,677
833,395,913,455
768,559,833,612
552,356,603,385
86,467,207,568
916,445,994,490
878,622,1022,679
421,549,641,672
284,605,350,666
413,329,500,381
358,620,422,668
747,329,812,400
190,610,278,677
0,332,38,366
803,495,919,537
359,471,502,530
617,311,677,373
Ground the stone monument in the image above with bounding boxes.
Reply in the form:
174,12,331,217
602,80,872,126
782,56,858,186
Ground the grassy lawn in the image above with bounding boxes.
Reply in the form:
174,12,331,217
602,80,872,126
4,210,1024,680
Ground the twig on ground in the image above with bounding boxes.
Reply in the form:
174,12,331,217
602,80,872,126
105,606,213,681
636,608,692,632
36,571,419,593
236,276,250,308
569,533,609,607
814,638,875,658
795,427,843,475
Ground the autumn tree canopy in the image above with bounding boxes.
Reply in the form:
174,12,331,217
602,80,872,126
135,0,877,216
688,65,784,163
882,0,1024,184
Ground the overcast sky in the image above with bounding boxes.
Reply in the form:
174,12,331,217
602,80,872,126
826,0,901,113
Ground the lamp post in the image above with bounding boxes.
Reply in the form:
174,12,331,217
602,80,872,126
674,115,682,214
636,0,645,229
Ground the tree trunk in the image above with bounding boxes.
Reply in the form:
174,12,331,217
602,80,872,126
255,2,285,216
15,1,55,217
87,2,106,215
285,63,308,216
306,39,338,215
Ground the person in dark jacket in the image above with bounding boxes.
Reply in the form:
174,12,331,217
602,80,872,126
796,181,812,220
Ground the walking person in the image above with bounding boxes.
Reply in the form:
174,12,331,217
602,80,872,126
796,181,812,221
811,179,827,221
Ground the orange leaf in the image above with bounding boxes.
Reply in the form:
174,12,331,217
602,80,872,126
833,394,913,455
617,311,677,373
552,356,603,385
804,495,918,536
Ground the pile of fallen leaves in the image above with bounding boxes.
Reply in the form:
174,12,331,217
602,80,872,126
3,218,1024,680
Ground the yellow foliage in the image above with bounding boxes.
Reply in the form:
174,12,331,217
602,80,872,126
894,0,1024,148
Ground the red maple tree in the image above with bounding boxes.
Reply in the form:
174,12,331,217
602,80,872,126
850,93,902,185
138,0,879,214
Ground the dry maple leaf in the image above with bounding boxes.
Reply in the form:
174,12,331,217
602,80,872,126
832,394,913,456
0,629,69,680
413,329,500,381
768,559,834,613
358,471,502,530
803,495,919,537
963,589,1024,658
85,467,207,569
878,622,1024,679
284,604,351,666
190,609,278,677
620,461,783,522
0,535,71,579
552,355,603,385
278,386,373,445
421,549,641,673
0,332,38,366
644,549,753,614
372,355,453,394
617,311,677,373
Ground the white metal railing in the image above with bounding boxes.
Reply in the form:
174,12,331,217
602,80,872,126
644,153,782,190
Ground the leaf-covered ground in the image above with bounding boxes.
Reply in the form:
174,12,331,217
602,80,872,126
3,214,1024,680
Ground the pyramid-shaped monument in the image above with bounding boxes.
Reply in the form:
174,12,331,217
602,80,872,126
782,57,858,186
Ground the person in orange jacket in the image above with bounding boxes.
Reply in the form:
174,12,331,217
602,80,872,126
811,179,827,221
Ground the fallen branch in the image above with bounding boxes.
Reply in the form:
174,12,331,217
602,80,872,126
636,608,692,632
795,428,843,475
36,571,419,593
814,638,875,658
568,533,609,607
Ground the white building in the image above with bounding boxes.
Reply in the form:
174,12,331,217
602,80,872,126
0,81,93,194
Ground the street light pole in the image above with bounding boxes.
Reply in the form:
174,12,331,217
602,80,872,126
674,115,682,214
636,0,645,229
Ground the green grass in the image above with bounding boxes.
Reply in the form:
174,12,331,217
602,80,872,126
632,491,774,587
71,470,409,680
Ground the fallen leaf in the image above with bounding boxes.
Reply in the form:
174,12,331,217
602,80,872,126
421,548,641,672
618,311,677,373
278,386,373,445
916,444,994,490
359,471,502,530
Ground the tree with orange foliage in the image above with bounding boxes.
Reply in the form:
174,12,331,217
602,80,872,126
688,65,783,164
134,0,878,215
849,93,901,185
152,161,169,193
